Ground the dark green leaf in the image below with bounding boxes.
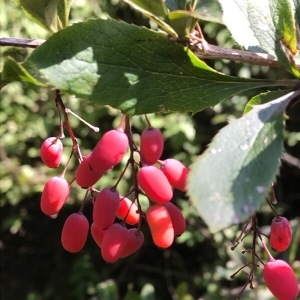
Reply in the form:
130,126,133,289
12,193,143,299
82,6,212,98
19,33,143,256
16,0,70,32
243,90,289,114
188,90,300,233
1,56,45,87
167,10,199,37
24,19,295,115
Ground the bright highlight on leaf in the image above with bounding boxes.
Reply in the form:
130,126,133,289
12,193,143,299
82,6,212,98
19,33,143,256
188,90,300,233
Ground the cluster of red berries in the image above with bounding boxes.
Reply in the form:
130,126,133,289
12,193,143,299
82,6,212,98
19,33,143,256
39,117,189,263
263,216,298,300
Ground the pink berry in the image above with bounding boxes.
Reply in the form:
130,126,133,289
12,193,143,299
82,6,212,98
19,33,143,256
93,187,120,230
270,216,292,252
40,137,63,168
117,196,141,225
137,166,173,204
89,129,129,172
91,222,105,248
160,159,189,192
140,127,164,164
263,259,299,300
40,176,70,216
164,202,186,236
121,228,144,258
61,213,89,253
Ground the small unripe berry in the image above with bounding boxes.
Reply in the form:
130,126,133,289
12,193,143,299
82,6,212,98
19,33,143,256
270,216,292,252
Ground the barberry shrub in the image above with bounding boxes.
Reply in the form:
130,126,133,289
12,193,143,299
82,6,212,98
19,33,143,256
1,0,300,299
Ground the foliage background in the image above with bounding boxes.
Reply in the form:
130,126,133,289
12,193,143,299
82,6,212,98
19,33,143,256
0,1,299,299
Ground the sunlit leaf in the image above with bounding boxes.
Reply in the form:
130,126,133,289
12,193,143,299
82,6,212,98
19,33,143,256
188,90,300,233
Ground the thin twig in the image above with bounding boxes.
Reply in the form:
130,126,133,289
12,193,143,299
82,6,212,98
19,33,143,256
1,36,300,70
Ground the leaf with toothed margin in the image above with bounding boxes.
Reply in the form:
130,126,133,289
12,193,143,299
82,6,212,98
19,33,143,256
187,90,300,233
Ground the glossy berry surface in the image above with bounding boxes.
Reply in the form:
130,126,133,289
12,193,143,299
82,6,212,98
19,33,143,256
117,196,141,225
146,204,174,248
40,137,63,168
75,153,105,188
89,129,129,172
101,223,129,263
93,187,120,230
164,202,186,236
140,127,164,164
270,216,292,252
263,259,299,300
61,213,89,253
40,176,70,216
137,166,173,204
91,222,105,248
160,159,189,192
121,228,144,258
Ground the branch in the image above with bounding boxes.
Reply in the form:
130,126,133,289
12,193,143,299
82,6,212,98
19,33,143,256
190,41,300,70
1,36,300,70
0,37,45,48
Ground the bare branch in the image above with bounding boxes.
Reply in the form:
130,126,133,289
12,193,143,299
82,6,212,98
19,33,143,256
0,37,45,48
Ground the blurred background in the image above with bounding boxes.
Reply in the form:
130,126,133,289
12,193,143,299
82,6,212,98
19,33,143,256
1,1,299,299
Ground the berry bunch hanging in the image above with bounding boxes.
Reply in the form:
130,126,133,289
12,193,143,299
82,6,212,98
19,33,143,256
39,91,188,263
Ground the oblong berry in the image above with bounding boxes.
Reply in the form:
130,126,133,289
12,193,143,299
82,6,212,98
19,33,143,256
61,213,89,253
270,216,292,252
164,202,186,236
91,222,105,248
117,196,141,225
40,176,70,216
101,223,129,263
93,187,120,230
160,159,189,192
40,137,63,168
137,166,173,204
121,228,144,258
263,259,299,300
140,127,164,164
146,204,174,248
89,129,129,172
75,153,106,188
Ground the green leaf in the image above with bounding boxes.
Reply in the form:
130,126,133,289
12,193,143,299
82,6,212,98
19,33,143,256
165,0,223,24
1,56,45,87
123,0,178,37
167,10,199,37
243,90,289,114
124,0,168,18
16,0,71,32
24,19,295,115
188,90,300,233
270,0,300,77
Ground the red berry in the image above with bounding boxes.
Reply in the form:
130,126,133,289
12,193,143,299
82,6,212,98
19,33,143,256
140,127,164,164
75,153,106,188
121,228,144,258
61,213,89,253
117,196,141,225
160,159,189,192
146,204,174,248
93,187,120,230
164,202,186,236
89,129,129,172
91,222,105,248
101,223,129,263
40,176,70,216
40,137,63,168
270,216,292,252
263,259,299,300
137,166,173,204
